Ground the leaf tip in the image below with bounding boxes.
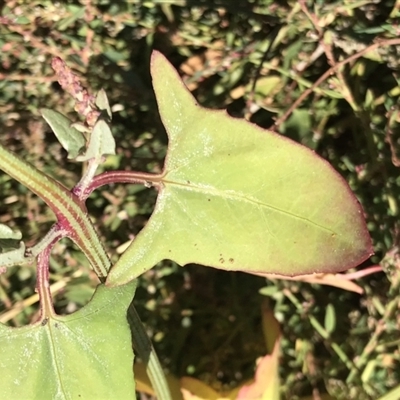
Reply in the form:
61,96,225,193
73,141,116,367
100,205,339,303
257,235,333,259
150,50,165,71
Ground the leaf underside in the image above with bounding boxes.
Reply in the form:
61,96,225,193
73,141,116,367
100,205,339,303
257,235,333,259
41,109,85,159
76,118,116,161
0,281,136,399
107,51,373,286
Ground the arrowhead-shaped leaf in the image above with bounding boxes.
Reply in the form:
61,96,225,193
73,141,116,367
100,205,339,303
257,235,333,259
0,281,136,398
95,88,112,120
41,109,86,159
76,118,116,161
107,51,373,286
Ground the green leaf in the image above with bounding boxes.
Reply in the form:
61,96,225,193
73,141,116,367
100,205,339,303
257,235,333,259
95,89,112,121
324,303,336,334
376,383,400,400
41,109,86,159
0,281,136,398
55,5,85,31
0,223,22,241
282,109,312,143
107,51,373,286
76,119,116,162
0,224,27,267
0,242,29,268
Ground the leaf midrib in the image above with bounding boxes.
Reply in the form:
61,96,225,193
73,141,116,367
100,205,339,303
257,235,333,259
162,178,336,235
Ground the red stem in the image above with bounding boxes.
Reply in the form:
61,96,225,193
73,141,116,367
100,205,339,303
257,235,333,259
81,170,163,199
37,241,56,319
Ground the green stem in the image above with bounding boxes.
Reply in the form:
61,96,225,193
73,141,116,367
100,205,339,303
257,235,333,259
37,241,56,319
74,157,103,198
0,143,109,278
128,305,173,400
346,296,399,383
28,224,66,258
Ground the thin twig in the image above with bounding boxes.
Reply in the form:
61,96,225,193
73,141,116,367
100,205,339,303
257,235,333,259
299,0,359,111
270,38,400,131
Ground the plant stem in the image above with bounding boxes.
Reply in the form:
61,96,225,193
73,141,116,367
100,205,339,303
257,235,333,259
271,38,400,130
37,241,56,319
28,224,66,258
283,289,356,371
346,294,400,383
83,170,162,199
128,304,173,400
73,157,104,198
0,143,109,278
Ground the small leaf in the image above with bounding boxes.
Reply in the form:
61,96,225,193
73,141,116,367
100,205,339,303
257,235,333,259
282,108,312,144
252,76,282,98
76,119,116,161
0,224,26,266
324,303,336,334
0,223,22,241
0,242,29,268
95,88,112,120
259,286,279,297
41,109,86,159
108,51,373,286
0,281,137,398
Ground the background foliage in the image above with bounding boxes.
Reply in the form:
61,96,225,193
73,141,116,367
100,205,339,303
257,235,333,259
0,0,399,399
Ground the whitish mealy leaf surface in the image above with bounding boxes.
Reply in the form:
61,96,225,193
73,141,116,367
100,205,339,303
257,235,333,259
41,109,85,159
0,223,22,241
0,242,29,268
107,51,373,286
95,88,112,120
0,224,27,267
76,118,116,162
0,281,136,398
